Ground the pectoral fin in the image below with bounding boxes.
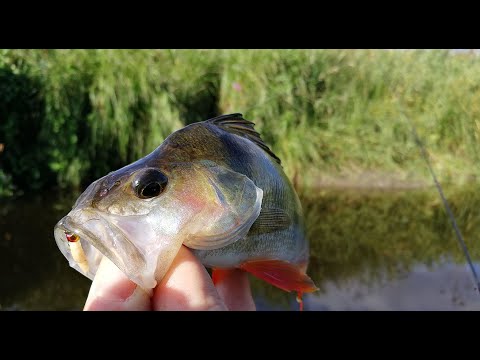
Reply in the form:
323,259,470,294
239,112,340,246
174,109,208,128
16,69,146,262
183,164,263,251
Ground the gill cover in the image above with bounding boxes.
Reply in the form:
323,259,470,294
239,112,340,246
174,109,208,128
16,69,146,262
182,161,263,250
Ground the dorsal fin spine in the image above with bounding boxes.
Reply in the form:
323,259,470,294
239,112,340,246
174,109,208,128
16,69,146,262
205,113,281,165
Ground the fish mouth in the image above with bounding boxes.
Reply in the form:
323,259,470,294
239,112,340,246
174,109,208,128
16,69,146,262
54,214,102,281
54,208,155,289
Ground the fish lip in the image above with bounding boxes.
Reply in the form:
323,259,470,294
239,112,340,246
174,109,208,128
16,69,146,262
54,209,150,287
54,213,104,280
53,215,98,280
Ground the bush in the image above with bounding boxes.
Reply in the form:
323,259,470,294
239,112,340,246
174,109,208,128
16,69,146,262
1,49,479,198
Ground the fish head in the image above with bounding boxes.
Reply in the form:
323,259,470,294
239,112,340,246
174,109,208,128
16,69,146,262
54,158,263,289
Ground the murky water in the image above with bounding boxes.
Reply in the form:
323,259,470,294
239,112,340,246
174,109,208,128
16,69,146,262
1,185,480,311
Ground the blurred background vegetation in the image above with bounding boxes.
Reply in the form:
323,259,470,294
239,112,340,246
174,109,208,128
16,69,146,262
1,49,480,197
2,49,480,309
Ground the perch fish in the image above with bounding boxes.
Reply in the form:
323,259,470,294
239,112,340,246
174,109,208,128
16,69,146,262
54,114,318,306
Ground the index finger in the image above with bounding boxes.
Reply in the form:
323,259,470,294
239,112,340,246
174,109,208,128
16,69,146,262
84,256,152,311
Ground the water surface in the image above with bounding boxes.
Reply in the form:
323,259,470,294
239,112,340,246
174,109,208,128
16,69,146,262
1,185,479,310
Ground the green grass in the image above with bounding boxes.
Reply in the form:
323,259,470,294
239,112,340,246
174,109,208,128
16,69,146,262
1,49,480,196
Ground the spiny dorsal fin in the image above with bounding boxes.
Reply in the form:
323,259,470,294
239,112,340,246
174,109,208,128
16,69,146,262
206,113,281,164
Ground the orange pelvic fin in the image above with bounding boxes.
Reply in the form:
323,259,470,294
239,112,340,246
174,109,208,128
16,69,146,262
212,268,231,285
239,259,318,294
296,292,304,311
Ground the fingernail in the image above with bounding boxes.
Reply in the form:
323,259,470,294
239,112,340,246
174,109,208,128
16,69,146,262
85,286,151,311
88,257,137,302
84,257,152,311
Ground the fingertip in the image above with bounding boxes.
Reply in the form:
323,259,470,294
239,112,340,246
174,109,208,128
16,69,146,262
84,256,152,311
214,269,256,311
152,246,227,311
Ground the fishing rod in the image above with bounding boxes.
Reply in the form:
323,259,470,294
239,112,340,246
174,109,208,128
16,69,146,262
398,104,480,294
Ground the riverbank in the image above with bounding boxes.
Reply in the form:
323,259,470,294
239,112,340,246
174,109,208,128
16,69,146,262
1,49,480,197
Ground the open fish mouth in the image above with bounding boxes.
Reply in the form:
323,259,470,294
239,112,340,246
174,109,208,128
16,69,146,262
54,208,155,289
54,215,103,281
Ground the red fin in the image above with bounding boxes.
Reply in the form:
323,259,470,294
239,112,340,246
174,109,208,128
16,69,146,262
212,268,231,285
296,292,304,311
239,259,318,294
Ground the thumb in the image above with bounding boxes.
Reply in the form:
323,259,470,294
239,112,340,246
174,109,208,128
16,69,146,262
152,246,227,311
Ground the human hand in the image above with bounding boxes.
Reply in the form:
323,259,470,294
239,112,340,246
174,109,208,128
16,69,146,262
83,245,256,311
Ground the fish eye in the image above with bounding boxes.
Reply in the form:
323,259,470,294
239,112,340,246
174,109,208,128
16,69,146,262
133,168,168,199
